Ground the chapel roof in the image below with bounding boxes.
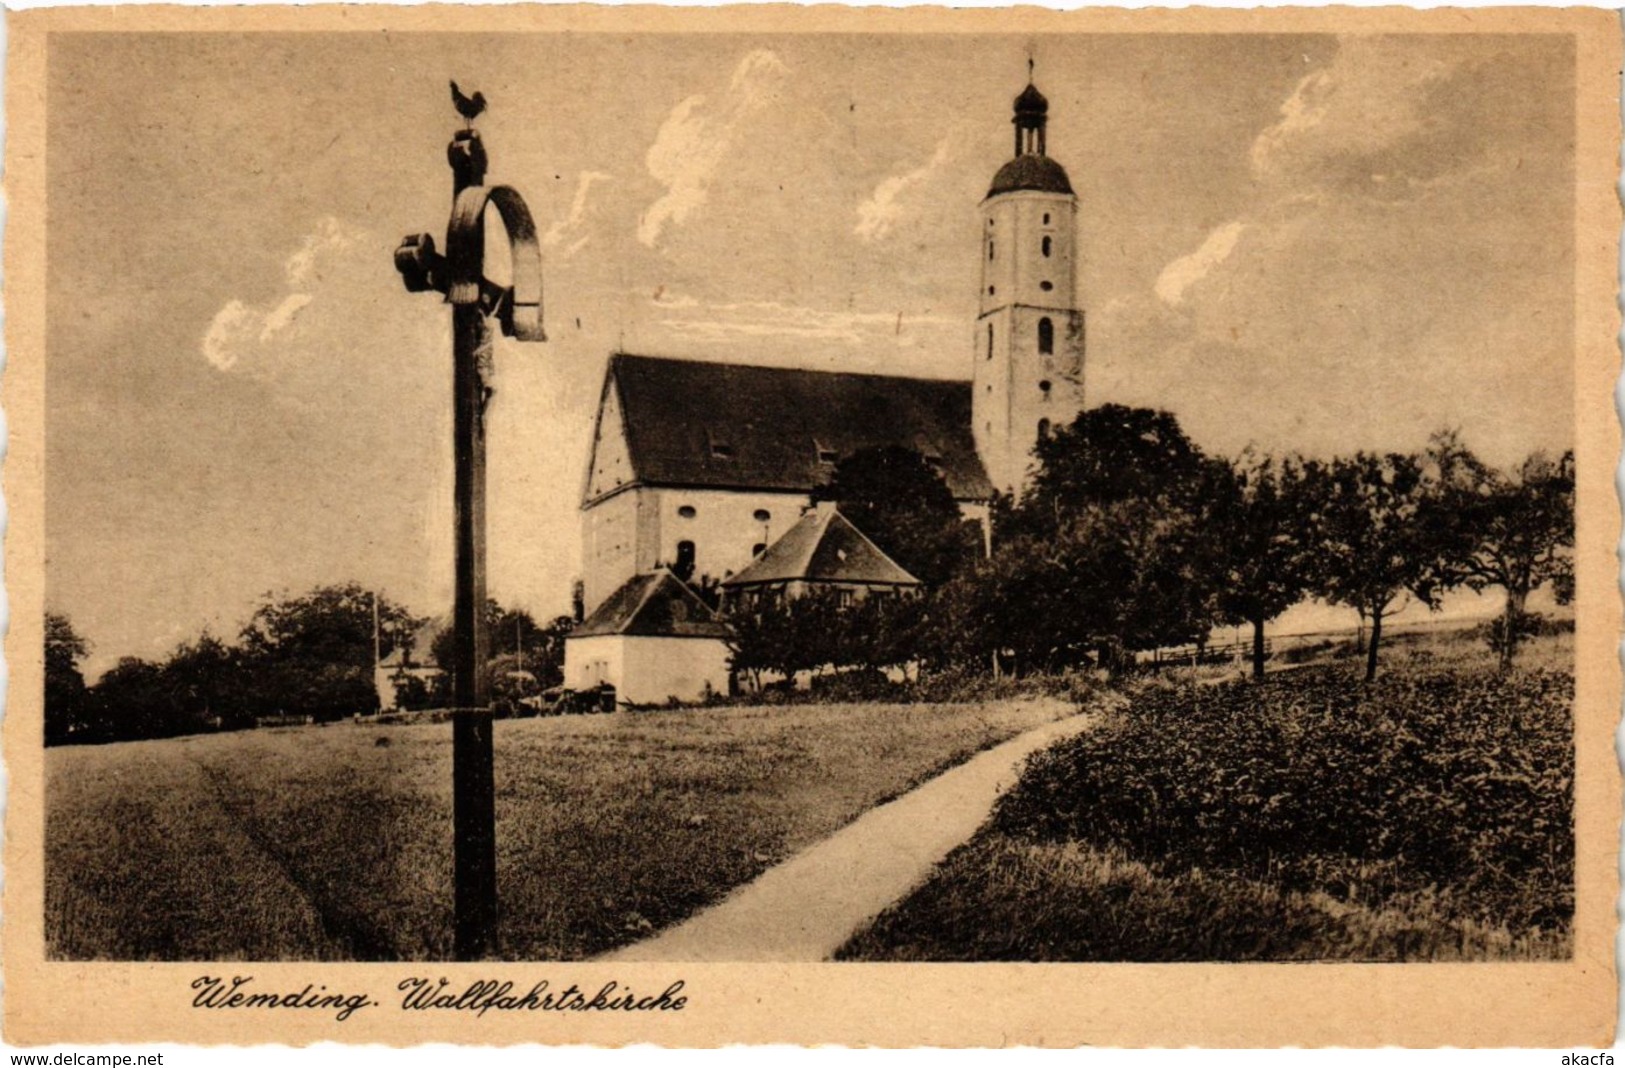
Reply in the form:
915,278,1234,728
569,570,733,640
722,506,923,590
594,354,994,504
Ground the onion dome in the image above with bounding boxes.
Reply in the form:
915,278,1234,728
988,77,1072,197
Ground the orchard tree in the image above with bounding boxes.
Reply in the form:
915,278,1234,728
1021,405,1215,531
1305,451,1444,682
812,445,980,586
1429,433,1575,669
1210,452,1320,679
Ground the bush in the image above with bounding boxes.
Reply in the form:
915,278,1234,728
996,664,1573,932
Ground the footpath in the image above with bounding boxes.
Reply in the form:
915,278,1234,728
603,706,1100,963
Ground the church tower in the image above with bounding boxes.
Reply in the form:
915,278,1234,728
973,75,1086,499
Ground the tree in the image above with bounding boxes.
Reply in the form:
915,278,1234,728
1210,452,1320,679
943,405,1229,677
1429,434,1575,670
1305,451,1443,682
431,600,571,695
239,583,424,720
812,445,980,586
163,632,245,732
92,656,171,741
1020,405,1215,532
45,612,92,744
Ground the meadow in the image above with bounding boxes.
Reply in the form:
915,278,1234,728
840,631,1574,962
46,696,1072,960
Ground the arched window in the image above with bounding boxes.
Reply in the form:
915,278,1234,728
1042,236,1052,257
986,323,994,360
752,543,767,558
1039,379,1052,400
675,540,696,581
1038,418,1051,440
1037,317,1054,355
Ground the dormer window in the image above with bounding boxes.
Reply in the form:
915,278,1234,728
814,440,839,465
914,434,944,466
706,428,734,459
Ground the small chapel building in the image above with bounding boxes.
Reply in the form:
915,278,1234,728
564,76,1087,706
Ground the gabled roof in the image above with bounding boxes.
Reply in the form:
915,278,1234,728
721,506,922,590
570,570,733,640
591,354,993,504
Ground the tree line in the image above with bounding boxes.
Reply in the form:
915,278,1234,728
726,407,1573,686
45,583,572,745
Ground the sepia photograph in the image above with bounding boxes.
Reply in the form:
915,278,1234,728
4,4,1618,1048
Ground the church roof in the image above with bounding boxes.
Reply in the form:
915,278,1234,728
987,154,1074,198
570,570,733,640
722,506,922,590
599,354,994,503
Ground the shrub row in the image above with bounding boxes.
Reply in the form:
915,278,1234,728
996,664,1573,931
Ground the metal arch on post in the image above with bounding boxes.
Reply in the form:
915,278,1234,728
394,106,546,961
446,185,546,343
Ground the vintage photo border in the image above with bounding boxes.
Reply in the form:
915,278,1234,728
2,3,1618,1047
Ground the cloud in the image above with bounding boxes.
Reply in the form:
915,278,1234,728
854,129,967,243
199,215,375,376
655,298,957,347
282,215,357,288
1154,221,1246,306
637,50,790,248
543,170,614,256
1249,70,1331,176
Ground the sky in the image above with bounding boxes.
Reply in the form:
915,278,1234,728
44,31,1577,676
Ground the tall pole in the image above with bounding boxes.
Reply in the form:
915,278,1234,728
449,128,496,959
396,86,545,960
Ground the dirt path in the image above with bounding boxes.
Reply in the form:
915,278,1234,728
602,705,1100,963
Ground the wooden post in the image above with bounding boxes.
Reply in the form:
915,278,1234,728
448,126,497,960
397,102,545,959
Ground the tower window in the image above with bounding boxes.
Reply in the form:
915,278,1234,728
752,543,767,558
1038,418,1052,440
1040,281,1054,292
678,505,697,519
988,285,995,296
674,540,696,581
986,323,993,360
1038,317,1054,355
1043,213,1051,225
753,508,771,522
988,241,995,261
1042,236,1052,257
1039,379,1052,399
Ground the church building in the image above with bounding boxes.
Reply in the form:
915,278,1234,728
564,76,1087,704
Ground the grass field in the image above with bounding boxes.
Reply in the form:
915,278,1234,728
840,631,1573,962
46,697,1073,960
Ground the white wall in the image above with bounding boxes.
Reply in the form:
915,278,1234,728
564,634,732,707
974,187,1085,497
651,488,810,588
